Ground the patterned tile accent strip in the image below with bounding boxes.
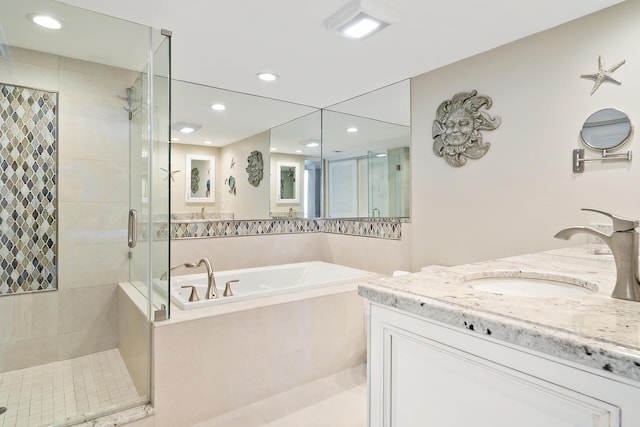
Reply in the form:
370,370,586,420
161,218,403,240
0,83,57,295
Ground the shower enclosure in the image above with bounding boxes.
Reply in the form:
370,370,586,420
0,1,170,425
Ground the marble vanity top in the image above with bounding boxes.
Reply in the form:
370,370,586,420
358,246,640,382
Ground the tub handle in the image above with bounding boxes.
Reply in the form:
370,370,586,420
224,280,239,297
181,285,200,302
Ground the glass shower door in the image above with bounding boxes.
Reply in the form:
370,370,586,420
128,32,171,316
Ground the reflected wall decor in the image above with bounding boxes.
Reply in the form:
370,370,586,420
0,83,57,295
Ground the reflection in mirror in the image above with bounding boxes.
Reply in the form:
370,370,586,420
186,154,215,203
277,162,299,202
323,80,411,218
580,108,632,151
171,80,318,219
269,110,322,218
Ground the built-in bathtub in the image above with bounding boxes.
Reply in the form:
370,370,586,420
149,261,379,425
167,261,379,310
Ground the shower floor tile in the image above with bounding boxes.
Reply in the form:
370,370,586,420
0,349,140,427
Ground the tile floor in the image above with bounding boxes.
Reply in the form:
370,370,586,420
193,364,367,427
0,349,141,427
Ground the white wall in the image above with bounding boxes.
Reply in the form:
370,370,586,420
0,47,138,370
410,0,640,270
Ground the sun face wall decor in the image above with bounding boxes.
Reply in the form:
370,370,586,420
432,90,501,167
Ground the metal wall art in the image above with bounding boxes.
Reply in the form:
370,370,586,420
246,150,264,187
580,55,625,95
432,90,501,167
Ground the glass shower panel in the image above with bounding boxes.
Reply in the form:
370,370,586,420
0,1,169,425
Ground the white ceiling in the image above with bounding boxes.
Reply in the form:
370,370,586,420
55,0,624,109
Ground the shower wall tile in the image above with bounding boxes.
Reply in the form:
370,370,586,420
0,333,58,372
1,47,133,368
58,158,129,202
0,60,59,94
13,292,59,340
0,83,58,296
57,285,118,335
58,201,128,245
58,69,134,122
58,115,129,161
58,242,129,288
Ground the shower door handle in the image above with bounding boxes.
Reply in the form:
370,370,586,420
128,209,138,248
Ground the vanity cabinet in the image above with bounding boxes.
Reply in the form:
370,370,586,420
368,304,640,427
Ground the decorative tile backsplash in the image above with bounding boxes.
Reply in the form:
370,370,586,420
160,217,403,240
0,83,57,295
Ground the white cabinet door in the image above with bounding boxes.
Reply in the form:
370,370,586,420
367,304,640,427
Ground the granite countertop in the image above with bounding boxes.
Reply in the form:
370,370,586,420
358,246,640,382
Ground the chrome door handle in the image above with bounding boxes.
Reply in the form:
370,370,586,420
128,209,138,248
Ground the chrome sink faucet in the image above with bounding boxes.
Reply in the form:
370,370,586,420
554,208,640,302
160,258,218,299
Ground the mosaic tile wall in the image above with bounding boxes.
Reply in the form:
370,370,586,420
0,83,57,295
154,217,404,241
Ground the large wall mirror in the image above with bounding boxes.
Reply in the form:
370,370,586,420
323,80,411,218
170,79,410,221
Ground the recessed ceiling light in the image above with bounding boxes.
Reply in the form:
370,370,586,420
375,153,387,158
204,140,212,145
172,122,202,134
270,147,278,151
29,14,63,30
306,141,320,148
295,150,302,154
257,72,279,82
346,127,358,133
171,137,180,142
211,103,226,111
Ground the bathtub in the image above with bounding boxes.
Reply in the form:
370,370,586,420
167,261,379,310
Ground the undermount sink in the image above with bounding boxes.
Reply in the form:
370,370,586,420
463,272,598,298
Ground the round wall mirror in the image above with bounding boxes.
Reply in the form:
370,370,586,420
580,108,632,151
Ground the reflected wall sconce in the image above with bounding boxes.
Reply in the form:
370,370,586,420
324,0,396,40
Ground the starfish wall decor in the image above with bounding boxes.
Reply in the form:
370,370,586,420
580,55,625,95
160,167,181,182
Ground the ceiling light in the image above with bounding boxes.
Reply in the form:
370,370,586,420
346,127,358,133
306,141,320,148
171,137,180,142
295,150,302,154
257,72,279,82
324,0,395,40
375,153,387,158
204,141,212,145
29,14,63,30
211,103,226,111
270,147,278,151
172,122,202,134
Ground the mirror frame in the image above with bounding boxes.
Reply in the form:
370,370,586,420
185,154,216,203
580,108,633,151
276,161,300,203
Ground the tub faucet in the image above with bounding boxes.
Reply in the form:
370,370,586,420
160,258,218,299
160,262,197,280
554,208,640,302
197,258,219,299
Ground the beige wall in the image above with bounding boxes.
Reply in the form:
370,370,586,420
410,1,640,270
0,47,138,371
219,131,270,219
